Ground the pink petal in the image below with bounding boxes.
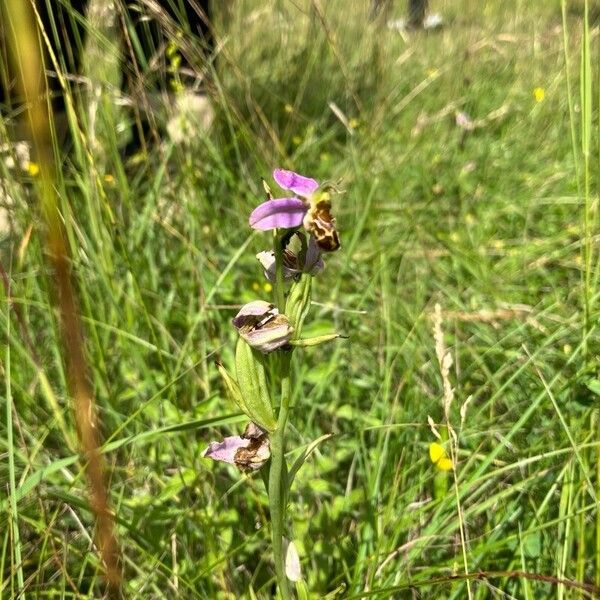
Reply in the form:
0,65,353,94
231,300,276,330
249,198,307,230
232,300,274,323
203,435,250,465
273,169,319,197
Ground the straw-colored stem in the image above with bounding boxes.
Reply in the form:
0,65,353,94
2,1,121,594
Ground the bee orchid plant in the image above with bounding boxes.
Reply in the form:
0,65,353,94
204,168,342,598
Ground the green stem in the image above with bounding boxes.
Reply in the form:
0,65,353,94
268,230,293,599
274,231,285,312
268,363,292,599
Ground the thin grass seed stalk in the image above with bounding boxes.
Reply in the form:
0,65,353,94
203,168,344,597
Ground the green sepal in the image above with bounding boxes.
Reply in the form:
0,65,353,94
216,362,251,416
288,333,344,347
235,337,277,432
285,273,312,340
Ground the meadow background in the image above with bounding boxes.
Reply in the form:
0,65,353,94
1,0,600,597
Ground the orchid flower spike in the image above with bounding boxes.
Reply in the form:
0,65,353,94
249,168,340,252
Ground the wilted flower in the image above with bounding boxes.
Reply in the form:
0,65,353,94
249,169,340,252
256,232,324,282
232,300,294,353
203,422,270,471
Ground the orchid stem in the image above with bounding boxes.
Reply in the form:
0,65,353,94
274,230,286,312
269,229,292,599
269,365,292,599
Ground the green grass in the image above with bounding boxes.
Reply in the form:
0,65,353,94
1,0,600,597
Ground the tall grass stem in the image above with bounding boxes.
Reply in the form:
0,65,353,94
2,1,121,594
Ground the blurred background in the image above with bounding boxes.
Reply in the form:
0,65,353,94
1,1,599,598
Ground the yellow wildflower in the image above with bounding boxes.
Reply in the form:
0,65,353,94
348,118,359,130
284,103,294,114
252,282,261,292
292,135,302,146
533,87,545,103
263,282,273,293
27,161,40,176
104,174,115,185
429,442,453,471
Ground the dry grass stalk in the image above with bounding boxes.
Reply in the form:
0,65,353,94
2,1,121,594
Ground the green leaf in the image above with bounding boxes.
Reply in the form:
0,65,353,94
523,530,541,558
216,361,251,416
585,379,600,397
288,433,333,487
235,337,277,431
